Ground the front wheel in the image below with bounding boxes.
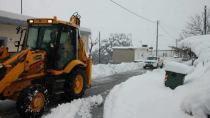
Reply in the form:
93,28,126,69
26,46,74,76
64,68,87,100
16,85,49,118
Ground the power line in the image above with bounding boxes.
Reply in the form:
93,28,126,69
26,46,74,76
110,0,156,23
159,23,177,40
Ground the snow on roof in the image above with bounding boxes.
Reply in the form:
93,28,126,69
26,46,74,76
0,10,32,25
164,61,193,74
0,10,91,33
178,34,210,64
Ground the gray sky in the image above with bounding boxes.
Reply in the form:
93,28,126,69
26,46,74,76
0,0,209,49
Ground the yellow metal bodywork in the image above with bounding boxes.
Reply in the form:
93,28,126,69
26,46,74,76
63,60,86,73
86,58,92,88
0,49,46,99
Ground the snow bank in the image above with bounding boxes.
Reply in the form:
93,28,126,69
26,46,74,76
104,69,191,118
177,35,210,117
43,95,103,118
164,60,193,74
103,35,210,118
92,62,143,79
179,62,210,118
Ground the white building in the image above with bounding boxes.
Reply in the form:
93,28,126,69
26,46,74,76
112,47,150,63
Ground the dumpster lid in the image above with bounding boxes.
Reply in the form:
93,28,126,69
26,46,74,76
164,61,193,74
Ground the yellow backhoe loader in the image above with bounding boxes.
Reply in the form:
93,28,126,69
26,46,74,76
0,12,92,117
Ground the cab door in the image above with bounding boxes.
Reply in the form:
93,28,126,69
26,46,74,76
56,26,77,69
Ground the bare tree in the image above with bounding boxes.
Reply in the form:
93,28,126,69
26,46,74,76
180,9,210,39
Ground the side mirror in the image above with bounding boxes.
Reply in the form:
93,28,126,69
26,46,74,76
14,41,20,47
16,26,21,34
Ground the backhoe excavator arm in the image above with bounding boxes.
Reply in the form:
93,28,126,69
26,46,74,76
0,49,29,93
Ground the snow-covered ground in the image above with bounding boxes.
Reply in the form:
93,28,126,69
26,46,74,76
104,35,210,118
43,95,103,118
104,69,192,118
92,62,143,79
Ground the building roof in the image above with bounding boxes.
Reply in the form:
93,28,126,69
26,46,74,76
113,46,148,50
0,10,32,25
0,10,91,34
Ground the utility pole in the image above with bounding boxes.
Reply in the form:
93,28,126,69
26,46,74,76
98,32,101,64
156,20,159,57
21,0,23,15
204,5,207,35
176,39,178,48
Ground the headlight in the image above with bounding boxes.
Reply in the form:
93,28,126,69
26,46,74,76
47,19,53,23
29,20,34,23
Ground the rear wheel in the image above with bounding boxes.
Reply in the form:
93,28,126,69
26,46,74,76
16,85,49,118
64,68,87,100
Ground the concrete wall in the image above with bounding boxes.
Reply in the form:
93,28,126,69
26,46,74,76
112,48,135,63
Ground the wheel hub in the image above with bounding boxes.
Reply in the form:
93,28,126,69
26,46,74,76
74,75,83,94
31,93,45,112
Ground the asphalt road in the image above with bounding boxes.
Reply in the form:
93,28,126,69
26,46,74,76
0,69,146,118
88,69,146,118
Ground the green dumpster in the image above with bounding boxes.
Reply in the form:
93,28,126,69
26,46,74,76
164,71,186,89
164,61,192,90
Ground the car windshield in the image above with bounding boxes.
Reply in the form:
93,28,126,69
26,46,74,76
147,57,157,60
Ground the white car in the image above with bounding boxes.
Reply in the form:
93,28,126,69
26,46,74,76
143,56,163,69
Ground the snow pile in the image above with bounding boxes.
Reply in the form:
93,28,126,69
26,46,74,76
92,62,143,79
103,35,210,118
164,60,193,74
179,34,210,65
179,62,210,118
104,69,191,118
177,35,210,117
43,95,103,118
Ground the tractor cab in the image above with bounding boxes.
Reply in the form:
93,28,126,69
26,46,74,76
24,22,78,69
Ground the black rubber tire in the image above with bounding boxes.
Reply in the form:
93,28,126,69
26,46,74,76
16,85,49,118
64,68,87,101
